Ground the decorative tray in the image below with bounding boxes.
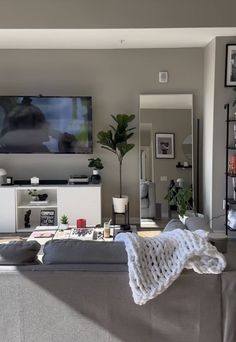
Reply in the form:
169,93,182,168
70,228,94,240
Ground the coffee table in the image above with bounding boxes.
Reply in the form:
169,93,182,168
53,225,137,241
27,225,137,261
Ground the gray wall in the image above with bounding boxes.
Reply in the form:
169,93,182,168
140,130,151,147
1,0,236,28
202,39,216,223
0,48,203,220
202,36,236,231
141,109,192,217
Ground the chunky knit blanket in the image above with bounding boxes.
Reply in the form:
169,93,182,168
115,229,226,305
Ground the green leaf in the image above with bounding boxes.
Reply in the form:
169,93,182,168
117,142,135,157
97,130,116,151
88,157,104,170
126,127,136,132
109,125,116,131
125,132,134,140
101,146,116,154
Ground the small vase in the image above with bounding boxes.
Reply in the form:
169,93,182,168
90,170,101,184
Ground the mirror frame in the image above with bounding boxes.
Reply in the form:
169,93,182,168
139,94,194,224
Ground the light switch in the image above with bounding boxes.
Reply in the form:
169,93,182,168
160,176,168,181
159,71,168,83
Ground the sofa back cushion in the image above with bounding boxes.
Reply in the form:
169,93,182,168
185,216,210,232
0,240,41,265
141,198,149,209
140,181,148,199
163,219,186,232
43,239,128,265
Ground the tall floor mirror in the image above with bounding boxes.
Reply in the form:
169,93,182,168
139,94,194,228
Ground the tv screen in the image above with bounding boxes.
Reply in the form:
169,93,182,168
0,96,92,154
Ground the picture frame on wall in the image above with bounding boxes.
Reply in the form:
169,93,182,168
225,44,236,86
155,133,175,159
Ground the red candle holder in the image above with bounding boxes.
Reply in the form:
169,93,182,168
77,218,86,229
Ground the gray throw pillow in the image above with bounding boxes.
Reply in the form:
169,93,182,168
0,240,41,265
43,239,128,265
185,216,210,232
163,219,186,232
140,181,148,199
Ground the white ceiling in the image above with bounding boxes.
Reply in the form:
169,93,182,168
0,27,235,49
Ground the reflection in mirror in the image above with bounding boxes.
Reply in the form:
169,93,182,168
182,134,192,163
139,94,193,228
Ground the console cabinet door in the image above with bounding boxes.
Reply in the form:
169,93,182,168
0,188,16,233
57,186,101,226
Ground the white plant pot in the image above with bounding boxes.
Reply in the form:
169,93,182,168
179,211,208,225
59,223,69,231
113,195,128,213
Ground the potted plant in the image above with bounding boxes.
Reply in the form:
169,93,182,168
97,113,135,213
60,214,69,230
28,189,39,201
165,185,195,224
88,157,104,184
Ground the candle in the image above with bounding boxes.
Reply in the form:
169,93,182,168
77,218,86,228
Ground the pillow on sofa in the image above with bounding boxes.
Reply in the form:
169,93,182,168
43,239,128,265
185,216,210,232
163,219,186,232
0,240,41,265
140,181,148,199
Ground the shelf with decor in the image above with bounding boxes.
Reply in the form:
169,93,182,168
225,224,236,232
224,103,236,235
175,164,192,169
17,203,57,209
227,198,236,205
226,172,236,177
16,188,58,232
0,184,102,233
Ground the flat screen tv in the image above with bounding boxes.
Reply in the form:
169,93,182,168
0,96,92,153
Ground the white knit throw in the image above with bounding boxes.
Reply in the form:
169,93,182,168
115,229,226,305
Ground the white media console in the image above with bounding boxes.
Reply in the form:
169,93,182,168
0,184,101,233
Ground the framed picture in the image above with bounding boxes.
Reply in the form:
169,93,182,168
225,44,236,86
155,133,175,159
40,209,56,226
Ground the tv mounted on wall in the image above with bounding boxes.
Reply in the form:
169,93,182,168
0,96,92,154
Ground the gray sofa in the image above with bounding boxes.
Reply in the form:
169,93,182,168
0,238,236,342
140,180,156,219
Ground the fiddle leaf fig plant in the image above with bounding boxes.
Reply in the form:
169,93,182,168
97,114,135,198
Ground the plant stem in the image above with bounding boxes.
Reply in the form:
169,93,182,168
119,159,122,198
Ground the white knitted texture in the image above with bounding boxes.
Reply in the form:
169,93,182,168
115,229,226,305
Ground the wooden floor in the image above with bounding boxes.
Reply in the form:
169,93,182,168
0,233,29,243
138,230,162,238
140,219,169,229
